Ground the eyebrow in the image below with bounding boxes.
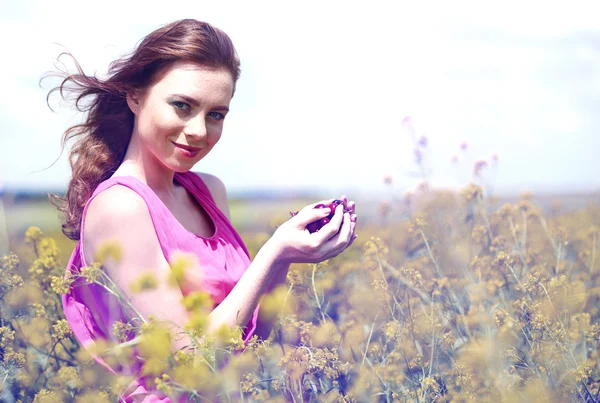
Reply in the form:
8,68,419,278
171,94,230,111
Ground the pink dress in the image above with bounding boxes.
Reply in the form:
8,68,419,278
61,171,260,402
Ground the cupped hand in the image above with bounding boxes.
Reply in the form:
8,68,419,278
267,197,358,264
338,195,357,223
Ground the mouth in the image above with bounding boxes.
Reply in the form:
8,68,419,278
171,141,203,152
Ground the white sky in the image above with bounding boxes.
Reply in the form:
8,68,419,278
1,0,599,196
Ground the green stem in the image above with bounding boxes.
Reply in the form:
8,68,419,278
311,264,326,322
362,312,379,365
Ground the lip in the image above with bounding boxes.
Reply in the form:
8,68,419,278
172,142,202,152
172,141,202,158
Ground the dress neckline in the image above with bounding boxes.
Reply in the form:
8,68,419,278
107,172,219,240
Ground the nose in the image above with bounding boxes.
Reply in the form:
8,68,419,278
184,115,208,140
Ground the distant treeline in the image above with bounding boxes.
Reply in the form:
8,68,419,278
0,188,328,203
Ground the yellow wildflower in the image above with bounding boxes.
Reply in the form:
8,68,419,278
155,373,173,395
74,390,112,403
29,243,61,284
214,323,245,350
53,366,82,389
94,240,123,264
24,226,43,243
183,312,209,336
363,237,389,257
3,347,26,367
311,320,341,348
0,326,15,348
168,251,197,287
138,321,172,376
398,266,423,288
35,237,60,266
51,319,72,342
181,290,213,312
421,376,441,395
112,320,134,343
440,331,456,350
33,389,62,403
461,183,483,202
6,282,42,309
174,349,194,366
50,275,74,295
587,323,600,343
383,320,401,342
286,268,302,286
574,364,592,383
280,346,310,381
246,335,272,358
129,271,158,293
471,225,488,246
240,372,258,394
371,277,388,292
493,309,509,327
407,215,428,234
81,262,102,283
29,302,46,317
1,252,20,273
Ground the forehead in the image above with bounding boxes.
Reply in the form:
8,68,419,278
150,61,234,100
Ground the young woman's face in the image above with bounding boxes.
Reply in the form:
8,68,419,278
128,61,234,172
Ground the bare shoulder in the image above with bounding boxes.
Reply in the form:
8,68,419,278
83,184,160,264
84,185,151,231
194,172,231,220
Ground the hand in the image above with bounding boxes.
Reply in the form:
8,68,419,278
266,197,358,264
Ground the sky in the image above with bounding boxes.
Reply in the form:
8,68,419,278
1,0,599,197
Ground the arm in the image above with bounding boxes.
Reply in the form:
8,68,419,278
84,186,195,352
195,173,358,341
196,172,289,339
83,185,285,353
253,261,290,340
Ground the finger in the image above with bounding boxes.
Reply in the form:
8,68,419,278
337,212,353,246
346,201,356,214
350,213,357,223
348,231,358,248
329,210,352,245
314,203,344,241
294,204,332,227
321,212,353,256
342,220,356,246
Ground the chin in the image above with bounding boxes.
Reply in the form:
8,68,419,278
164,160,196,173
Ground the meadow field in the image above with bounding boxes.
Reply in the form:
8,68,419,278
1,186,599,402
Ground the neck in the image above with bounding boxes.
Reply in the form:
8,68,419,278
117,133,178,199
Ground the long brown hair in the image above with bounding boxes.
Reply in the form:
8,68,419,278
45,19,241,241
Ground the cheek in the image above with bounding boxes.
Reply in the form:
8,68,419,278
139,107,180,137
207,123,224,143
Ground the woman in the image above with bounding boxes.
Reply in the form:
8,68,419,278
50,19,357,401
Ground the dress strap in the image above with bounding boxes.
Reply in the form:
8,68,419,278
175,172,251,259
79,176,180,266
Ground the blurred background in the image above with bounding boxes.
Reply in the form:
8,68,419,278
1,0,600,254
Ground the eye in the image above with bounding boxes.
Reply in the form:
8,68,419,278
172,101,191,112
208,111,226,121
